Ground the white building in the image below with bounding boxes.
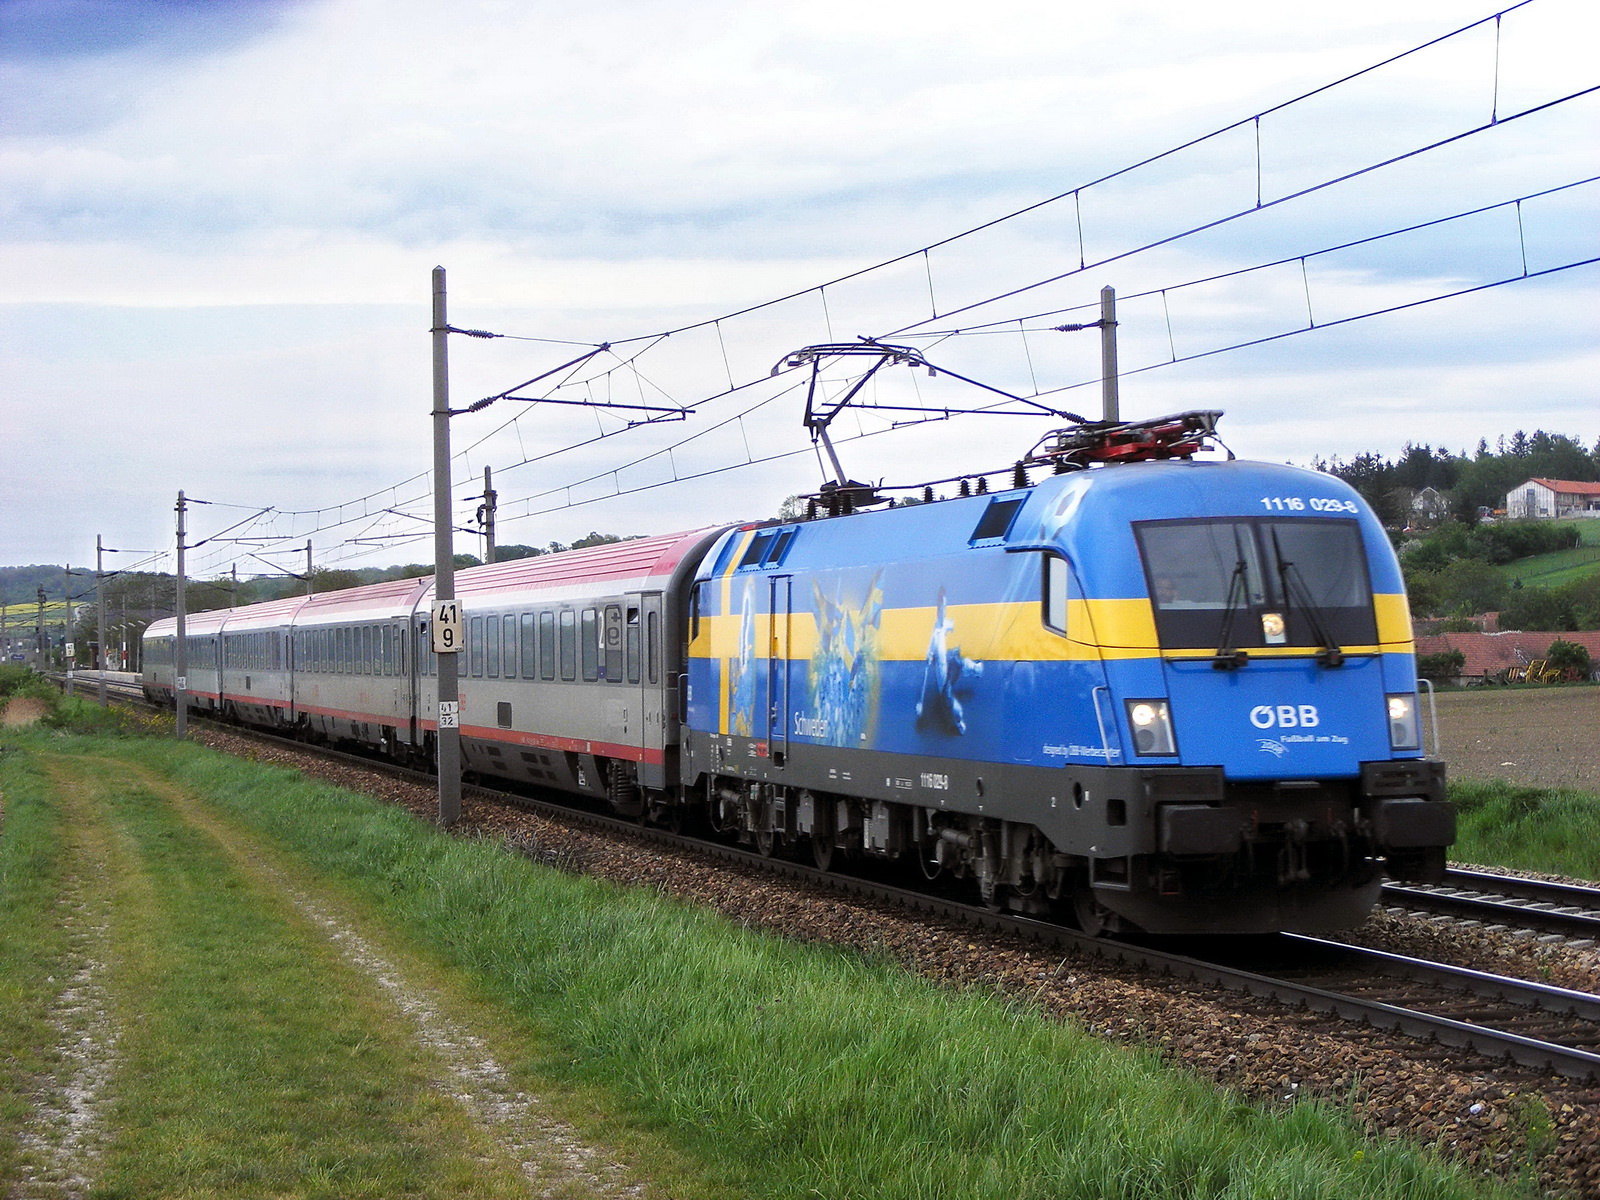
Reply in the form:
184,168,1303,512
1505,477,1600,519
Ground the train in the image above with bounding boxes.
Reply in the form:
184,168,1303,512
143,412,1453,936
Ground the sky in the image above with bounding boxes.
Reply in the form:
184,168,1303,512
2,0,1596,579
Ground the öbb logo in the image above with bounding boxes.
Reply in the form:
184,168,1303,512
1250,704,1320,730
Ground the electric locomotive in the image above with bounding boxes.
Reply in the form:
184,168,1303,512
683,415,1451,934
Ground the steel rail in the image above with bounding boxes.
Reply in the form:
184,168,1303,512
1384,869,1600,941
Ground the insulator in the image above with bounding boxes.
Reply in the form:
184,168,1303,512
806,499,818,520
958,479,971,497
975,477,988,494
923,486,934,504
1013,462,1028,489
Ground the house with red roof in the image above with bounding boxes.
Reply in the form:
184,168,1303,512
1505,478,1600,520
1413,630,1600,684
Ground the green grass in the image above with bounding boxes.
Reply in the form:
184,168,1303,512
90,731,1522,1200
0,745,562,1199
1450,777,1600,882
1498,520,1600,588
0,744,76,1186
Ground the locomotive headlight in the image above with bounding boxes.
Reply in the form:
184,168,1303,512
1386,692,1421,751
1261,611,1287,645
1125,699,1177,756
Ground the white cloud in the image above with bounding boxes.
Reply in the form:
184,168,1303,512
1,0,1596,568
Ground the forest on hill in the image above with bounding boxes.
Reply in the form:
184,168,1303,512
1311,429,1600,527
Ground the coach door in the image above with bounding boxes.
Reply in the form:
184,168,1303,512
626,593,666,788
767,575,792,767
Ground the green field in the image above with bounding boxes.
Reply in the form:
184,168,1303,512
0,716,1528,1200
1498,519,1600,588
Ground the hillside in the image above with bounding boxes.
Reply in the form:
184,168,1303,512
1498,519,1600,589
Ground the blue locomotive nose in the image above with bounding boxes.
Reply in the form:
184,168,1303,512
1158,656,1393,779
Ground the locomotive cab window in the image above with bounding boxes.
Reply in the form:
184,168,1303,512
1042,554,1070,634
1135,517,1377,650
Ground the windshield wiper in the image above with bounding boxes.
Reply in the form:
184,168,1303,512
1212,554,1250,671
1270,529,1345,668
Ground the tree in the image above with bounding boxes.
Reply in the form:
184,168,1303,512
1416,649,1465,681
1545,639,1592,679
1433,559,1506,616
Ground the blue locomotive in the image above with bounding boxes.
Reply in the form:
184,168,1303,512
144,411,1452,936
684,415,1451,934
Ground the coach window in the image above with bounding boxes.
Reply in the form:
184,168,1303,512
1042,554,1070,635
581,609,600,681
559,610,576,680
503,615,518,679
469,616,485,677
625,606,641,684
603,604,623,682
339,627,350,674
646,611,659,684
486,615,500,679
540,612,556,679
520,613,537,678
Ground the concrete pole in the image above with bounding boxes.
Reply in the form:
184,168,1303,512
63,565,73,694
432,267,462,826
306,541,314,597
97,535,108,705
482,466,497,565
175,492,188,740
1099,286,1120,425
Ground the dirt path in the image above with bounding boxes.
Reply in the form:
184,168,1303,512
12,767,121,1200
114,758,650,1199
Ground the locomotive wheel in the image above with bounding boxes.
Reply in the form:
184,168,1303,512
810,830,834,872
1072,887,1113,938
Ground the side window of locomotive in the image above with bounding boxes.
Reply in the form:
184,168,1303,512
603,604,623,682
559,610,577,680
626,607,641,685
581,608,600,681
520,613,537,679
469,616,485,677
503,615,518,678
540,611,556,680
689,585,702,642
1042,554,1070,635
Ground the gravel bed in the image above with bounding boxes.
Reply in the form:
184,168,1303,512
196,729,1600,1196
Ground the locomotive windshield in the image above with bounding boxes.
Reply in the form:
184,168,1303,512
1135,517,1377,650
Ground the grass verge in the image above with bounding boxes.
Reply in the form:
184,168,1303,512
59,730,1521,1200
0,741,75,1186
1450,777,1600,881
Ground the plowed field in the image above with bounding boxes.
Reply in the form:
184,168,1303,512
1434,686,1599,790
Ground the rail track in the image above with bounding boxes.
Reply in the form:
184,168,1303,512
1384,869,1600,943
55,677,1600,1082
